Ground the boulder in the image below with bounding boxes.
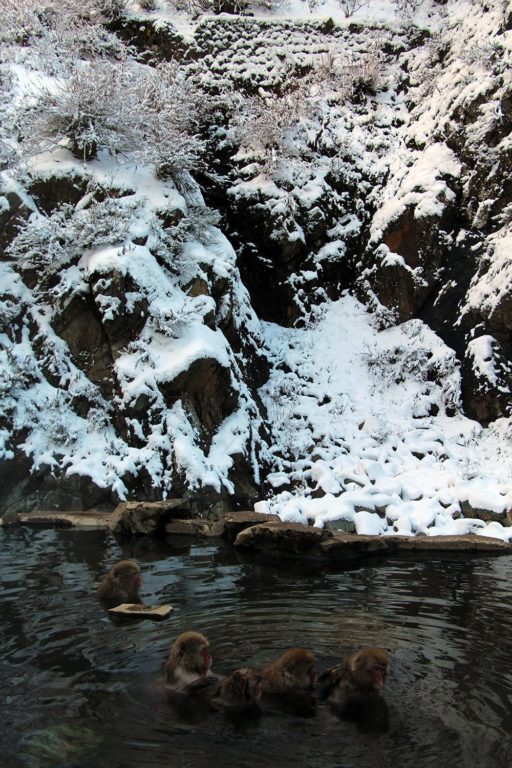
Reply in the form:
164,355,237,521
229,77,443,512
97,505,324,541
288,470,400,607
0,191,32,258
459,501,512,526
90,269,148,359
29,173,88,215
370,207,451,323
161,357,239,442
325,518,357,534
52,293,115,399
0,460,114,518
234,521,332,556
109,499,190,536
223,511,281,542
165,518,225,537
461,336,511,424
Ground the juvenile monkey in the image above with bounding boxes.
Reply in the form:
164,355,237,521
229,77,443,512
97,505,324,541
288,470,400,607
97,560,142,606
212,668,262,715
259,647,317,716
261,647,316,693
318,646,389,712
164,631,215,693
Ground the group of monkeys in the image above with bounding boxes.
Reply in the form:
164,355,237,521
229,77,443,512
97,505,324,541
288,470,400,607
98,559,390,723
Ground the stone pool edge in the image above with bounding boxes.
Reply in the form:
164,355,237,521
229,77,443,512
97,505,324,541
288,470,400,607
2,506,511,560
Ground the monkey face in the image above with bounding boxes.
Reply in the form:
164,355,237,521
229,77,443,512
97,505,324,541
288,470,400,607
371,663,387,689
200,644,212,673
352,648,389,691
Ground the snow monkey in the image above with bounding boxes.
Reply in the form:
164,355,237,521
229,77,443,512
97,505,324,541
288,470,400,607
164,631,214,693
212,668,262,715
318,646,389,712
260,647,316,693
97,559,142,605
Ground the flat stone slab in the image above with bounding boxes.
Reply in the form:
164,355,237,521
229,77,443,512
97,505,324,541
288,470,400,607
381,534,512,552
234,522,512,560
7,511,113,530
107,603,173,620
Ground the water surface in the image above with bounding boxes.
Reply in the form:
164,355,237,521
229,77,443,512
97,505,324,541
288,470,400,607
1,527,511,768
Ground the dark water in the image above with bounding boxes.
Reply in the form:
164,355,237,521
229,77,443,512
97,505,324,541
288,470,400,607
1,527,512,768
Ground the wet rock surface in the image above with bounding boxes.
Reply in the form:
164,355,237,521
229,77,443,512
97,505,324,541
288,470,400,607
234,522,512,560
223,510,281,542
109,499,191,536
3,510,510,562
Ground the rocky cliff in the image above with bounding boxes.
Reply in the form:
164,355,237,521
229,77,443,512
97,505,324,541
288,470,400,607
0,0,511,533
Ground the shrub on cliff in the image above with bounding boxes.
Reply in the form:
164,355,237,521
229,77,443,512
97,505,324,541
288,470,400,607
22,59,205,173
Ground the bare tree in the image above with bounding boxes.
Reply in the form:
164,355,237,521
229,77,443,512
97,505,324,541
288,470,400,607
393,0,424,13
133,61,205,177
23,61,140,159
22,58,205,170
95,0,128,19
232,80,312,171
338,0,370,17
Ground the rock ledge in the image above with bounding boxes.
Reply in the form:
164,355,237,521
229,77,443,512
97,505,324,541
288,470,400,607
2,511,510,560
234,522,511,560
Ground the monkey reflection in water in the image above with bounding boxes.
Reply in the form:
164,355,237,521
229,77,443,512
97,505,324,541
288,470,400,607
163,631,262,722
318,647,390,734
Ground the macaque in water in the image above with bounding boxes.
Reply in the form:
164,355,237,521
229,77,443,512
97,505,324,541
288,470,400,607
318,647,389,715
261,647,316,693
212,668,262,714
164,631,215,693
97,560,142,605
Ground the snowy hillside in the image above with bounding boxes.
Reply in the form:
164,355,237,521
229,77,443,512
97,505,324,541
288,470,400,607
0,0,511,539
